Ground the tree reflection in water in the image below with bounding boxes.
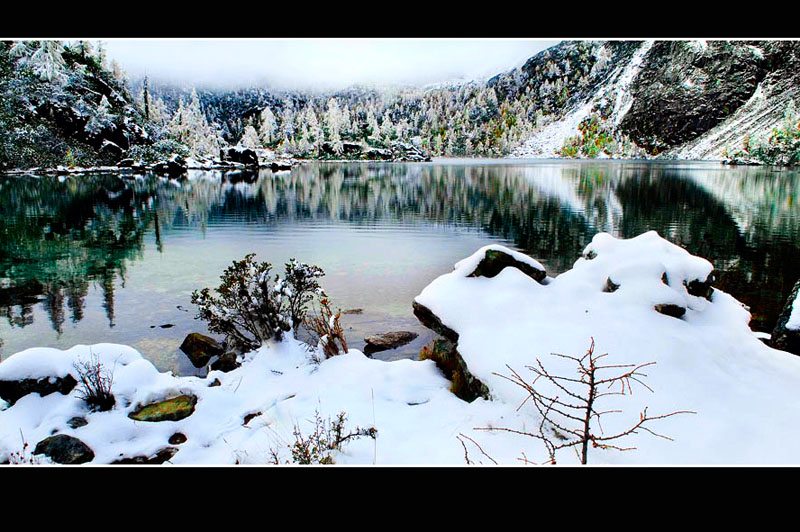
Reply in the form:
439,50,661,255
0,161,797,352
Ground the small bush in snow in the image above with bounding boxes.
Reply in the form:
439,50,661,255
192,254,327,352
73,352,115,412
269,410,377,465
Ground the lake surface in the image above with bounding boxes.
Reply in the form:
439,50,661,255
1,160,799,375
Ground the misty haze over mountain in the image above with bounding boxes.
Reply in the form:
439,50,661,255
103,38,562,90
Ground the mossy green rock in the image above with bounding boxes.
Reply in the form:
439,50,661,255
128,394,197,422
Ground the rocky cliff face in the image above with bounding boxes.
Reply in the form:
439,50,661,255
505,40,800,161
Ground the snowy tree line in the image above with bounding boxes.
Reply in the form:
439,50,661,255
141,79,547,160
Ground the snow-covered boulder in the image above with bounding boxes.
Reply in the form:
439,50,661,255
413,231,800,463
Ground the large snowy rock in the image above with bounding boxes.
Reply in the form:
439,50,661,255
413,232,800,464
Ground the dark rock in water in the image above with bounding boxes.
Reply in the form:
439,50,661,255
0,374,78,406
467,248,546,283
33,434,94,464
210,352,241,373
221,146,259,167
159,323,175,329
419,339,489,403
111,447,178,465
654,303,686,319
117,158,134,167
168,432,187,445
342,308,363,315
180,333,224,368
128,394,197,422
771,278,800,356
67,416,88,429
412,301,459,343
364,331,419,353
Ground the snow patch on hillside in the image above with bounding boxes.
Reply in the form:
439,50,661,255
511,41,654,159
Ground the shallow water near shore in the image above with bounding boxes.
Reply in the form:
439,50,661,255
1,159,798,375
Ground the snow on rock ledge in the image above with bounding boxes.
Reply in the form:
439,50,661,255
414,232,800,464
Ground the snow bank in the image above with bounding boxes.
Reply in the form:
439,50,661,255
415,231,800,464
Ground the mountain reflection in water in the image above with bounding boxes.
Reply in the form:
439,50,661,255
1,160,798,373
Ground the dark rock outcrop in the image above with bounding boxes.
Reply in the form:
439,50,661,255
619,41,768,153
419,339,489,403
0,374,77,406
152,155,187,178
467,248,547,283
179,333,224,368
221,146,259,167
412,301,459,343
33,434,94,464
771,278,800,355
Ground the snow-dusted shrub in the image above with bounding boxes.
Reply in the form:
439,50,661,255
282,259,326,330
724,102,800,166
191,254,327,352
73,352,115,412
270,410,377,464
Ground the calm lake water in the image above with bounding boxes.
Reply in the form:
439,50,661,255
1,159,799,375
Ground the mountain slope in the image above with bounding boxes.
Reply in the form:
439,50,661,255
505,40,800,161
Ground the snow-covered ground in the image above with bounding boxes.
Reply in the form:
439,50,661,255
511,42,654,159
2,232,800,465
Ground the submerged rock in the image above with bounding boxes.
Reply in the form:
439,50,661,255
0,374,78,406
128,394,197,422
364,331,418,354
33,434,94,464
771,278,800,356
180,333,224,368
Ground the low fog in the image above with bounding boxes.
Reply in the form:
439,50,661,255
104,39,561,90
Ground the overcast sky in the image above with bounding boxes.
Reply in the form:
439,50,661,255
103,39,561,90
